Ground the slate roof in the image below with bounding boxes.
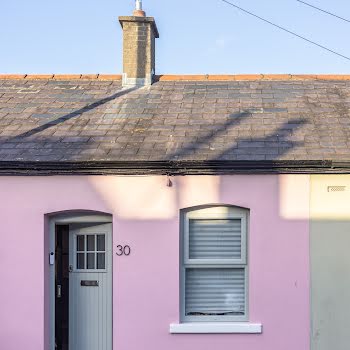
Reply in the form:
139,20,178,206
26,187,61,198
1,76,350,164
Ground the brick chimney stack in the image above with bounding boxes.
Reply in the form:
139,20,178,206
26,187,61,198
119,1,159,87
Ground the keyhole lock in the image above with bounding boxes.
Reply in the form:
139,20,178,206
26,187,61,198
57,285,62,298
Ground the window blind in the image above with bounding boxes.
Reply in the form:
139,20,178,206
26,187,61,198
185,268,245,316
189,219,242,259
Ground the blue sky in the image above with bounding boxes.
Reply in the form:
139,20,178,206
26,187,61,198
1,0,350,74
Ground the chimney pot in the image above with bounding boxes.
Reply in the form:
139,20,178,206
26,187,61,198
134,0,145,16
133,10,146,17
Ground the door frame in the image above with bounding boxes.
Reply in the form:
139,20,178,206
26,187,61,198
48,211,112,350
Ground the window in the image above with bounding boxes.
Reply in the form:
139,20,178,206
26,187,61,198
181,206,248,322
75,234,106,270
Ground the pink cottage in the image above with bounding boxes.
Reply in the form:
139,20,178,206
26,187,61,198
1,3,350,350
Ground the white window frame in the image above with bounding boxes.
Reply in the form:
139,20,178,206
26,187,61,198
181,205,249,323
73,233,107,273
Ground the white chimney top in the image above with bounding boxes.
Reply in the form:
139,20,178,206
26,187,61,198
135,0,142,11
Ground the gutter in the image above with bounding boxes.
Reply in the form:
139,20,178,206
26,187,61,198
0,160,350,176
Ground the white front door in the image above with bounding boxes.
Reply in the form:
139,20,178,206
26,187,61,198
68,223,112,350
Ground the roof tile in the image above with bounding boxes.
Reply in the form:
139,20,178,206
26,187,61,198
0,78,350,162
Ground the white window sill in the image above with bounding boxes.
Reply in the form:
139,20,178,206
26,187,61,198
169,322,263,334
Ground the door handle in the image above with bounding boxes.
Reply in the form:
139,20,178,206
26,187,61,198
57,285,62,298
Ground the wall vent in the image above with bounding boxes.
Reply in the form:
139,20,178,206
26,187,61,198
327,186,346,192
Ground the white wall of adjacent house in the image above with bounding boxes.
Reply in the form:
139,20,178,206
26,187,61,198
310,175,350,350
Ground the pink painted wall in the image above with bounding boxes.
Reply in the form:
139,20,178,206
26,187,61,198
0,175,310,350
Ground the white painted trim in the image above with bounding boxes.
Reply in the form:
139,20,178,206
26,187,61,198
169,322,262,334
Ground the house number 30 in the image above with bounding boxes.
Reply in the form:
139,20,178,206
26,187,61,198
116,245,131,256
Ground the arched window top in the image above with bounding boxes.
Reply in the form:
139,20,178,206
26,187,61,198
182,205,249,220
46,210,112,224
